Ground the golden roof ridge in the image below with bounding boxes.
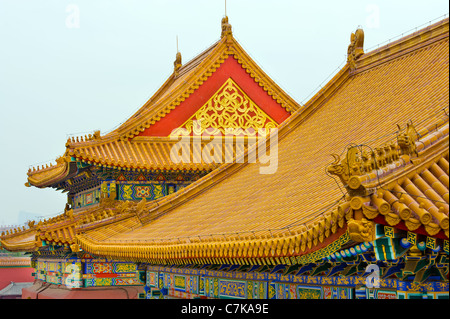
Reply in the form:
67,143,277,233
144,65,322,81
354,17,449,73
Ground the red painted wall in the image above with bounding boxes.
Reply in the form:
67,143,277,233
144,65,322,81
138,56,291,137
0,267,34,290
22,280,142,299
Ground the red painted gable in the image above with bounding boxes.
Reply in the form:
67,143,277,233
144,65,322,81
137,56,291,137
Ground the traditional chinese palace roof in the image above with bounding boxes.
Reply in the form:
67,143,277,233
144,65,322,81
25,17,298,189
1,17,298,251
1,17,449,268
74,18,449,263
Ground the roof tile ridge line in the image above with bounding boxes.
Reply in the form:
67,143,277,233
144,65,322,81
177,39,222,74
354,31,449,76
139,142,152,168
355,18,449,70
130,136,186,142
152,139,167,167
90,140,113,168
118,38,229,140
363,16,449,57
276,63,351,136
113,73,178,133
0,226,36,240
143,140,158,170
229,37,302,113
132,139,146,168
108,139,123,168
67,130,123,150
95,143,108,167
91,144,103,164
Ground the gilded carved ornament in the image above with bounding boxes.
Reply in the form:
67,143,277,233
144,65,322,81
221,16,232,39
397,122,419,158
70,243,80,253
174,51,182,75
347,27,365,69
327,134,407,197
327,146,367,195
347,218,375,243
98,181,117,208
172,78,277,137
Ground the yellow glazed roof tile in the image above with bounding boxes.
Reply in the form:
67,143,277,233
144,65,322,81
75,19,449,262
6,18,449,260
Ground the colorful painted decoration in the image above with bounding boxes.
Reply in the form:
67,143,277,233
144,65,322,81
118,183,167,201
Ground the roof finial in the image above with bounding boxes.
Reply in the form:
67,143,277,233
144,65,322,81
347,27,365,70
221,15,232,38
174,35,182,74
221,0,232,38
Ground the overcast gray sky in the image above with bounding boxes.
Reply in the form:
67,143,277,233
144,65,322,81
0,0,448,225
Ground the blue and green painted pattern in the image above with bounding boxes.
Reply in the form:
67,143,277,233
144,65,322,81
84,261,137,274
118,183,166,201
33,257,143,288
146,265,449,299
73,187,101,209
35,258,83,288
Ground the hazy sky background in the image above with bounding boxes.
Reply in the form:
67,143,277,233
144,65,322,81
0,0,448,225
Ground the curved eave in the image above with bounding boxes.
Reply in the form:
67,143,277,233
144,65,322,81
1,204,109,252
66,136,258,172
76,215,348,264
0,230,38,252
27,161,78,189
